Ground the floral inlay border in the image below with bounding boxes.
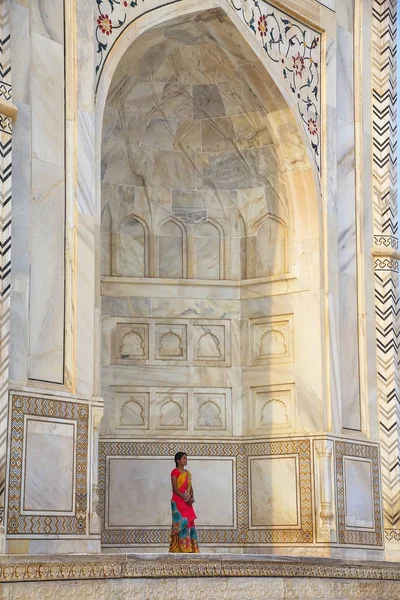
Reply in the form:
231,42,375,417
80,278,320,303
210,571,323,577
95,0,184,84
94,0,321,176
231,0,321,172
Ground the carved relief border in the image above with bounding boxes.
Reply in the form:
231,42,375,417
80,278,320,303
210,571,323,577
94,0,321,175
98,439,313,546
2,554,400,582
111,317,231,367
6,395,89,536
335,441,383,546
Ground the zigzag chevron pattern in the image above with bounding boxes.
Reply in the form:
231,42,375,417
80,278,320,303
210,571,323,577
0,0,12,530
372,0,400,541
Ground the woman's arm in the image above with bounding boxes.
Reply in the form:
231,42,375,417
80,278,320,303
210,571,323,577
171,475,190,502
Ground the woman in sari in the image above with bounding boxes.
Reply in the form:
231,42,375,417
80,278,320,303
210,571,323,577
169,451,200,553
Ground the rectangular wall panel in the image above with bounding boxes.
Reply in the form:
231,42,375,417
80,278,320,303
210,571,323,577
23,417,75,514
28,3,65,383
336,24,361,431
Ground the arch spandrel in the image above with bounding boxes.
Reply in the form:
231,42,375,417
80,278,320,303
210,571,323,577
95,0,321,177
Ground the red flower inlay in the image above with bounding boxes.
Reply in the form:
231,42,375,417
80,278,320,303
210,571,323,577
292,52,305,77
97,14,112,36
307,118,318,136
258,15,268,37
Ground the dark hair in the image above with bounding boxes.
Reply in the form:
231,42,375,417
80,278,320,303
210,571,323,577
174,451,187,467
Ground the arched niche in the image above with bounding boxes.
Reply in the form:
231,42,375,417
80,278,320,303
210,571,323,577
95,0,322,177
157,218,187,279
247,215,288,279
99,9,320,285
194,220,224,281
96,6,325,553
112,215,149,277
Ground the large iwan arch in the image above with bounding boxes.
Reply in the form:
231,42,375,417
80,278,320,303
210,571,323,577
97,5,328,552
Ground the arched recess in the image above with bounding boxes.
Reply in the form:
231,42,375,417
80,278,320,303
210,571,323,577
113,215,149,277
247,214,288,279
95,5,321,277
96,5,326,553
157,217,187,279
95,0,322,178
194,219,225,280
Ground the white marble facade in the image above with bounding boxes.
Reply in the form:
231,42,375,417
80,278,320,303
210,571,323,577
0,0,397,565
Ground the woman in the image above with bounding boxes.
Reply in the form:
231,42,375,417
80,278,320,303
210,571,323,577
169,451,200,553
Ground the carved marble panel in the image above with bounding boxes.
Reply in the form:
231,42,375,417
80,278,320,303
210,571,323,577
250,315,293,365
108,318,231,367
111,387,232,436
192,321,230,366
152,392,188,430
193,392,227,431
155,323,187,363
5,571,400,598
252,384,295,433
116,392,149,430
113,322,149,365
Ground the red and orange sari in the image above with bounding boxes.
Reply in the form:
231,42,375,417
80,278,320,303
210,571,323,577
169,468,200,553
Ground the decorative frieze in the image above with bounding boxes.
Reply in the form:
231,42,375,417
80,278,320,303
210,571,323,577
2,553,400,583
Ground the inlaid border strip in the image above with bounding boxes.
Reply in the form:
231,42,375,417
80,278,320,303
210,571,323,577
6,395,89,536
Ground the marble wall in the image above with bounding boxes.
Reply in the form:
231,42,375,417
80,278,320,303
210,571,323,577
100,11,322,446
10,0,66,384
97,8,383,554
2,0,392,560
99,437,383,551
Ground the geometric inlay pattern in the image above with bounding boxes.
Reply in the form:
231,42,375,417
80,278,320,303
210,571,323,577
99,439,313,546
371,0,400,543
7,395,89,535
335,441,383,546
0,0,13,532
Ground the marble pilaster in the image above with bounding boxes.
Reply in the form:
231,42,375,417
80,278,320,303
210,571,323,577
0,0,18,554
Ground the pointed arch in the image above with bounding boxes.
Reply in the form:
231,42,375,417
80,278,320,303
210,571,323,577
247,214,288,279
157,217,187,279
194,218,225,280
113,214,149,277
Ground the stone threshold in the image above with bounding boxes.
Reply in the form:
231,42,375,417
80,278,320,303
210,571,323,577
1,553,400,583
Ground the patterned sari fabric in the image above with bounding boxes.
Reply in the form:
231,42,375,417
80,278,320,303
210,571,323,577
169,468,200,553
